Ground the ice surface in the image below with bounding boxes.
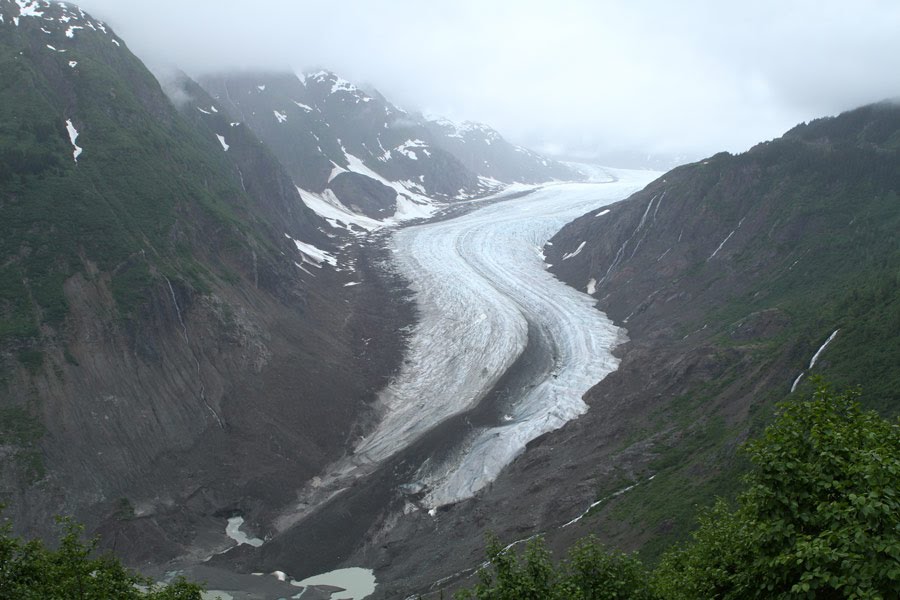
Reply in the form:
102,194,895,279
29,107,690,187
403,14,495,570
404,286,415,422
65,119,82,162
343,167,658,507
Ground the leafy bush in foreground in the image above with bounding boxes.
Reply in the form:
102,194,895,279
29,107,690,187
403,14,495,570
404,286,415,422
457,384,900,599
0,516,202,599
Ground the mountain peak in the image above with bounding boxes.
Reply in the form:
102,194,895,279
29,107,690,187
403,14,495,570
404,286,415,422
1,0,121,46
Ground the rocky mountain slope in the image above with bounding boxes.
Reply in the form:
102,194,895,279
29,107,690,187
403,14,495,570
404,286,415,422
540,101,900,558
199,70,582,227
331,104,899,598
0,0,409,564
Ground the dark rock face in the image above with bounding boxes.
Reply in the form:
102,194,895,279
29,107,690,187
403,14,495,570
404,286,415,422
200,70,481,201
0,0,411,566
199,70,582,224
329,172,397,218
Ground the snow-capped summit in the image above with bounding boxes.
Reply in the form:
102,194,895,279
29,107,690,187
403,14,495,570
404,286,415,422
1,0,124,46
199,69,582,229
423,114,578,184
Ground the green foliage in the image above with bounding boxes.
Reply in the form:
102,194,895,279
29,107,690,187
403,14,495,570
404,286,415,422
458,384,899,599
0,407,46,484
0,28,257,343
653,384,900,598
0,407,44,446
0,515,203,599
16,349,44,374
455,535,655,600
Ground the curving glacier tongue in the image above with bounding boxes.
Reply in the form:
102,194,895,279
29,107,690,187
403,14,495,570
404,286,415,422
352,166,659,507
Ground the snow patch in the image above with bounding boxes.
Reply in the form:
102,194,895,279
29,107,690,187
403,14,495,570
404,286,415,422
297,187,383,232
68,60,77,68
285,234,338,268
478,175,504,188
342,150,440,221
809,330,839,370
595,209,611,217
215,134,229,152
395,139,430,160
562,241,586,260
65,25,82,37
257,84,266,91
707,230,735,260
14,0,44,21
273,110,288,123
111,38,120,46
586,278,597,295
292,100,314,112
65,119,82,162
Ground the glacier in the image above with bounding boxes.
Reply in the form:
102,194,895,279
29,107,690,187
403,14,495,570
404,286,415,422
349,165,658,507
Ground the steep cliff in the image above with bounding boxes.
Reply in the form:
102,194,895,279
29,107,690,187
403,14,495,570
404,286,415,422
0,0,407,564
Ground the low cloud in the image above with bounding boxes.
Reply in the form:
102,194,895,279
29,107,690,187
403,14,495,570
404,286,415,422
76,0,900,162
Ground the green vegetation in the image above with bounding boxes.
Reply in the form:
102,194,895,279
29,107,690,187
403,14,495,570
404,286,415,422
0,516,203,599
0,29,260,349
456,385,900,599
456,535,654,600
0,407,45,484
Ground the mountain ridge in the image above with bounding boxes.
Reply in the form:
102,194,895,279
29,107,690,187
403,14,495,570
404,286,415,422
0,0,411,567
198,68,583,228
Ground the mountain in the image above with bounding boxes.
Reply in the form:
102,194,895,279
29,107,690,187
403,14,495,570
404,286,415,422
0,0,408,562
199,70,582,227
540,100,900,556
422,116,577,183
331,103,900,598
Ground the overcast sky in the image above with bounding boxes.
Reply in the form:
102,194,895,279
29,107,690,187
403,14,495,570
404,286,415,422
75,0,900,164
